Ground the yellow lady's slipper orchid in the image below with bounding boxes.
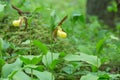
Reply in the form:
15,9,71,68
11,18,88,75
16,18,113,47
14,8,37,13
12,17,24,27
12,19,21,27
57,30,67,38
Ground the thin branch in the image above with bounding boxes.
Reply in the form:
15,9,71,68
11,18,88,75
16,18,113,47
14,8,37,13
11,5,30,16
57,15,68,26
11,5,23,15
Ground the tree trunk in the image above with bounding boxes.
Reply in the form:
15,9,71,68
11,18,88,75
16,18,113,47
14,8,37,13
86,0,120,27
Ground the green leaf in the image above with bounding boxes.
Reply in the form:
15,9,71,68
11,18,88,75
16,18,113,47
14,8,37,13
24,65,38,69
2,58,22,77
64,53,101,68
2,40,10,50
50,10,56,31
33,7,42,13
0,4,6,12
62,64,74,74
8,70,18,79
0,38,3,50
42,52,59,68
72,13,85,23
33,40,48,54
0,58,5,73
107,6,113,12
96,38,105,54
21,40,30,45
0,38,10,51
0,58,5,67
34,71,54,80
20,55,42,65
64,54,81,61
72,13,81,21
0,78,9,80
25,68,55,80
109,74,120,79
107,1,118,12
13,71,31,80
80,74,99,80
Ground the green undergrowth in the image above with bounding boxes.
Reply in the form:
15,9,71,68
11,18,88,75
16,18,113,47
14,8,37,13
0,0,120,80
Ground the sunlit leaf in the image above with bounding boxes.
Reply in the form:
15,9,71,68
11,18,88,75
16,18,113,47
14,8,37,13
0,78,9,80
0,4,6,12
42,52,59,68
64,53,101,68
110,35,119,40
80,74,99,80
20,55,42,65
62,64,74,74
13,71,31,80
24,65,38,69
25,68,55,80
0,38,10,51
21,40,30,45
2,58,22,77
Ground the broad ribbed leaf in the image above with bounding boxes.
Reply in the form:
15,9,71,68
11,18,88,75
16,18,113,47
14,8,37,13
20,55,42,65
80,74,99,80
13,71,31,80
64,53,101,68
2,58,22,77
25,68,55,80
42,52,59,68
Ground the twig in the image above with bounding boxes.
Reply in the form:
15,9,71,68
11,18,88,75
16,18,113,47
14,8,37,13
11,5,29,16
57,15,68,26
